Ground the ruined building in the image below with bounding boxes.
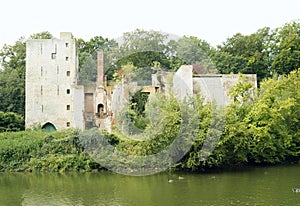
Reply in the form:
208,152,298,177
111,65,257,120
25,32,257,131
171,65,257,106
26,32,111,131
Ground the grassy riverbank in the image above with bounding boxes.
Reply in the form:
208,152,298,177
0,126,299,173
0,130,100,172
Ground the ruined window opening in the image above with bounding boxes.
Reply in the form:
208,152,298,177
66,71,70,76
155,87,159,93
41,85,43,96
51,53,56,59
41,66,43,76
66,89,70,94
66,105,70,110
65,43,69,47
57,85,59,95
42,104,44,112
66,122,70,127
97,104,104,118
40,44,43,55
65,57,69,61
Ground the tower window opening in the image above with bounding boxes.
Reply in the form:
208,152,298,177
97,104,104,118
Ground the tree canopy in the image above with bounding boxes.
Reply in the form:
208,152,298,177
212,28,271,83
0,32,53,117
270,21,300,75
77,36,118,83
212,21,300,83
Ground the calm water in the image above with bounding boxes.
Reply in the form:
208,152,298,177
1,165,300,206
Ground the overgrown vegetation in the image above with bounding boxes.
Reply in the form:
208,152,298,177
0,111,24,132
0,129,100,172
0,70,299,172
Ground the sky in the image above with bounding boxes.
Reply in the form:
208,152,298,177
0,0,299,48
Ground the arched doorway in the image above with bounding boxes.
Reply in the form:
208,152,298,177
42,122,57,132
97,104,104,118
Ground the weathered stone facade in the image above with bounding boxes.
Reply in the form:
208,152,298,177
26,32,85,130
173,65,257,106
26,33,111,131
173,65,194,102
193,73,257,106
26,32,257,132
152,65,257,106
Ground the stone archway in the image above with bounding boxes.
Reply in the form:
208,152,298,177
42,122,57,132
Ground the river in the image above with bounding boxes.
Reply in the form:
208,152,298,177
1,164,300,205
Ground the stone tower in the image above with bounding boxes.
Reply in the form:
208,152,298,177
25,32,85,131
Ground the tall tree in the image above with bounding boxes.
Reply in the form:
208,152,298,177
120,29,168,55
246,69,300,163
168,36,216,73
0,32,53,116
270,21,300,75
213,28,271,83
77,36,118,82
114,29,175,71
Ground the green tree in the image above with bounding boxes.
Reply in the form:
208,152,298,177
215,76,255,166
0,111,24,132
115,29,177,72
120,29,168,54
77,36,118,82
0,32,53,116
0,68,25,115
78,52,98,83
168,36,216,73
246,69,300,163
29,31,53,40
213,28,271,83
271,21,300,75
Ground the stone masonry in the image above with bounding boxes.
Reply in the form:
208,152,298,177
25,32,257,131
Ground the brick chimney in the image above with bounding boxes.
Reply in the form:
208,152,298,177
97,51,104,86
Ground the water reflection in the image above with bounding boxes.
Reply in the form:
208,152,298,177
0,165,300,206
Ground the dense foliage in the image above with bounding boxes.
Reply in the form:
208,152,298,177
0,70,299,172
0,111,24,132
182,69,300,169
0,130,99,172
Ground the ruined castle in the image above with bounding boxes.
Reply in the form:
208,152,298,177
25,32,257,131
26,32,111,131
